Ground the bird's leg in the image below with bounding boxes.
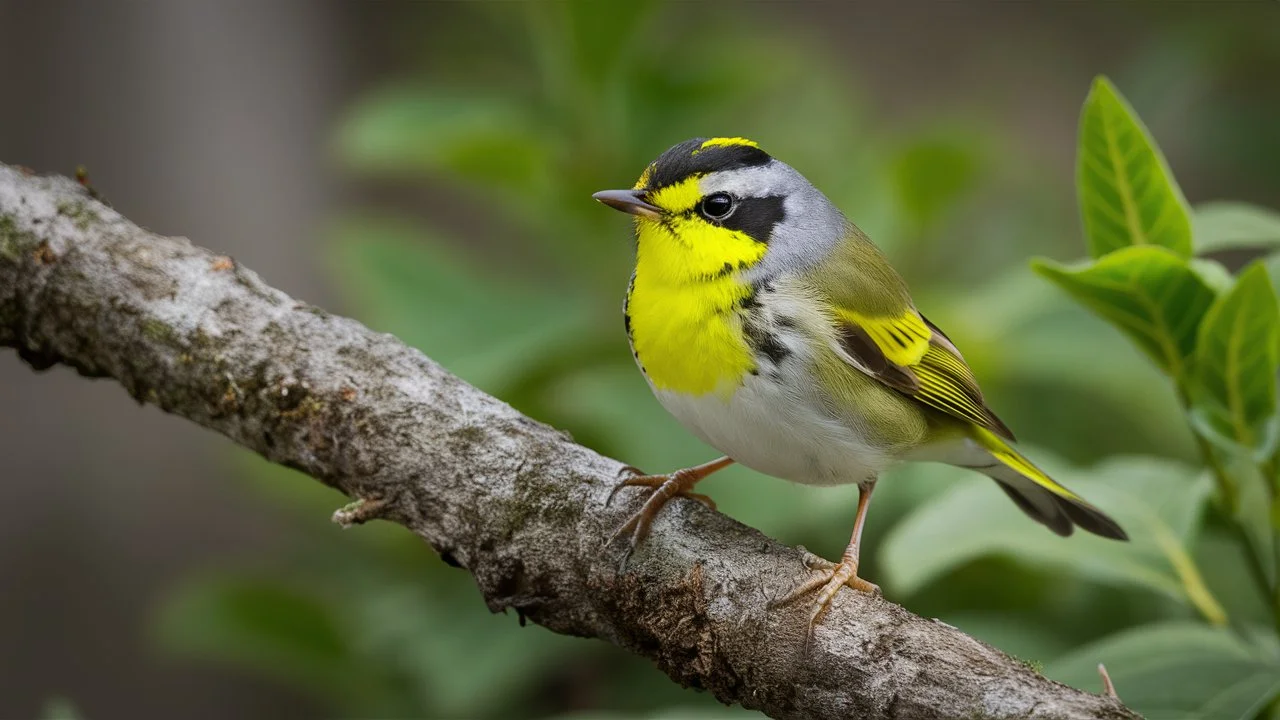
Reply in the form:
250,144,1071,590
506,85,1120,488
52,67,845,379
774,480,881,628
606,456,734,565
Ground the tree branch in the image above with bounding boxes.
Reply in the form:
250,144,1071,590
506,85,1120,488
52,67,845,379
0,164,1137,720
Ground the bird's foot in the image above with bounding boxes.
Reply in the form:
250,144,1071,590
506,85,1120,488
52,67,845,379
605,466,717,569
772,552,881,642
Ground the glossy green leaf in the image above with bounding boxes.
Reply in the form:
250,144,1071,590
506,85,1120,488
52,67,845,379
1195,201,1280,254
879,456,1223,622
1189,262,1280,453
1033,246,1216,379
1190,256,1236,294
1047,622,1280,720
1077,77,1191,258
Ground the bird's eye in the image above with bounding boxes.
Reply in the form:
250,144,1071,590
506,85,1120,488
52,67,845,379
700,193,735,220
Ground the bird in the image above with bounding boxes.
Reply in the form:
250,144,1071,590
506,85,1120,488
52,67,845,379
592,136,1127,626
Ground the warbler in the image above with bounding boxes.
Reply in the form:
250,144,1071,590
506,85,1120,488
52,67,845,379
593,137,1127,624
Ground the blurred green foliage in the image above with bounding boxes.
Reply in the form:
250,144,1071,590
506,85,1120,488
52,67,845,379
153,4,1280,719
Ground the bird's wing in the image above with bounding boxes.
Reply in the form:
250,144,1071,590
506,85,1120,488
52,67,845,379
803,224,1013,439
830,306,1015,441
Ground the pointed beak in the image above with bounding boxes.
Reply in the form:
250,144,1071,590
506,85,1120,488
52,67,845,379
592,189,663,220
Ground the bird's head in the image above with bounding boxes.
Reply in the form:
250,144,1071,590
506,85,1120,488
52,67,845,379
593,137,845,283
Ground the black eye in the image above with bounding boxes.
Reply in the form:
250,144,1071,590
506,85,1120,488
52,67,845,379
700,193,735,220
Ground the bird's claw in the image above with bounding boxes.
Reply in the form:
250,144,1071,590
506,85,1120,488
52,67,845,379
603,469,717,570
771,554,881,649
606,465,655,507
615,464,645,480
796,546,836,572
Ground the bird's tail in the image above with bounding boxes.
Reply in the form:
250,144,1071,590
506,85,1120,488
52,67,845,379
968,428,1128,540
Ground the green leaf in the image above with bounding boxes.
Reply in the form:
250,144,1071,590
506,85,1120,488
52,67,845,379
330,215,599,394
353,582,586,718
1077,76,1192,258
335,87,551,192
1195,526,1276,627
942,611,1078,665
932,266,1200,462
879,456,1224,622
940,266,1198,459
1232,459,1278,590
1195,201,1280,254
1047,622,1280,720
541,361,714,469
1189,262,1280,453
1033,246,1216,379
155,577,359,701
534,0,660,89
1189,257,1236,294
890,134,982,231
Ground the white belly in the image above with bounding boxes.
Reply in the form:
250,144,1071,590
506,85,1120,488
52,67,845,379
652,368,892,486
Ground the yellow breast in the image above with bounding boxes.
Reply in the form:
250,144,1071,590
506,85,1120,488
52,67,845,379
626,213,767,397
628,275,756,397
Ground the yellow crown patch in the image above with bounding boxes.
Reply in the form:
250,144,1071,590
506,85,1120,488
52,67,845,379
696,137,760,152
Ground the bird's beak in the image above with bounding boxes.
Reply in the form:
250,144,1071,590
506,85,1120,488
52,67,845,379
592,189,663,220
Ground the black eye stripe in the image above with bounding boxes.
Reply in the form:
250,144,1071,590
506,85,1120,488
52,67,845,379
714,195,787,244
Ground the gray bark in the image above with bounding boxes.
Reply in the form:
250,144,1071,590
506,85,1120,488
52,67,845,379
0,164,1138,720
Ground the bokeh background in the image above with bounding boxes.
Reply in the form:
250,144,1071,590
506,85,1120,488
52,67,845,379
2,2,1279,719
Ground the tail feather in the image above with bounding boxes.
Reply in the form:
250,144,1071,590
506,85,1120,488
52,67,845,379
1056,494,1128,540
969,428,1128,541
993,480,1073,537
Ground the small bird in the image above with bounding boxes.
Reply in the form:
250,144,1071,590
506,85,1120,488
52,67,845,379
593,137,1127,625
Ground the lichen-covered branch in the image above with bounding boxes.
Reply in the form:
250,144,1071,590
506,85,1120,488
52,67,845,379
0,164,1137,720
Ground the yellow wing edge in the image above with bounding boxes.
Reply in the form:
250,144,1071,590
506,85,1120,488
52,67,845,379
836,309,1013,439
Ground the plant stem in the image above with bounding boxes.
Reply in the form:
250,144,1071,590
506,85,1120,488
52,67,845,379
1189,421,1240,512
1178,389,1280,631
1153,523,1228,626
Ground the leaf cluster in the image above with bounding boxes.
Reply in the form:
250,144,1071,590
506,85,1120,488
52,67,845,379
1021,76,1280,718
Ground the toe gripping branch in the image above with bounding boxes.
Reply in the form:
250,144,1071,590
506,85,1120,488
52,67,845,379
604,457,732,570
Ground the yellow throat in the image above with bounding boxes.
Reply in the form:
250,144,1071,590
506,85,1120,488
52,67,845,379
626,175,769,397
